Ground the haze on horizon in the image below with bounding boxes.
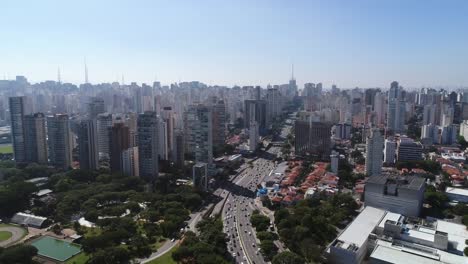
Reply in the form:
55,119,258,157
1,0,467,88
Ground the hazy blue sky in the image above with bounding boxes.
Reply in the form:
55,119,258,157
1,0,467,88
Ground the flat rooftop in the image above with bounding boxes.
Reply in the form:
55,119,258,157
445,187,468,197
335,206,386,249
378,211,402,228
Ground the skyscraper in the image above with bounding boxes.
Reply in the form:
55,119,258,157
174,129,185,167
161,106,175,159
47,114,72,169
249,121,259,151
137,111,159,182
23,113,48,164
184,104,213,166
9,96,27,163
121,146,139,177
88,97,105,119
294,120,332,160
78,119,99,170
211,99,226,148
386,82,405,133
97,113,113,159
365,128,384,176
110,122,130,173
244,99,267,135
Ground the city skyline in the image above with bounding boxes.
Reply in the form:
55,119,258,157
1,0,468,88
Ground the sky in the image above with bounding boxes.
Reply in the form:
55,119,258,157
1,0,468,88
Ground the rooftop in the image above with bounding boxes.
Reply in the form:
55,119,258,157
445,187,468,197
334,206,386,249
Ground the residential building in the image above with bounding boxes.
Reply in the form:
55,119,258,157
137,111,159,182
383,138,396,164
365,128,384,176
23,113,47,164
121,146,139,177
77,119,99,170
47,114,72,169
87,97,105,119
110,123,130,173
184,105,213,166
9,96,27,163
96,113,113,159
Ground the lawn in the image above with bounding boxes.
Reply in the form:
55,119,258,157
0,231,12,241
65,252,89,264
148,245,178,264
0,145,12,154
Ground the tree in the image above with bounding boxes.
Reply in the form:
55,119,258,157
272,251,305,264
0,245,38,264
251,213,271,232
458,135,468,150
260,239,278,260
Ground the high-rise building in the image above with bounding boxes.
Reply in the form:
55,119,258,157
77,119,99,170
97,113,113,159
384,138,397,164
137,111,159,182
110,123,130,173
459,120,468,140
365,128,384,176
174,130,185,167
9,96,27,163
193,162,208,191
23,113,47,164
184,105,213,166
158,118,168,160
121,146,139,177
397,137,423,161
364,175,425,217
88,97,105,119
249,121,259,151
333,123,352,140
211,99,226,148
47,114,72,169
294,120,332,160
421,124,439,144
386,82,405,133
330,151,339,173
161,107,175,159
244,99,267,135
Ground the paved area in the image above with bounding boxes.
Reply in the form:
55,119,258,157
0,226,26,247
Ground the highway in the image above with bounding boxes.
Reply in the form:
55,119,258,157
222,146,280,264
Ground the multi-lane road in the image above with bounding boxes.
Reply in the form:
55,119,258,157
221,146,280,264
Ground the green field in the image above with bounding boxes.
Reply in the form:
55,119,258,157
65,252,90,264
0,145,12,154
148,245,178,264
0,231,12,241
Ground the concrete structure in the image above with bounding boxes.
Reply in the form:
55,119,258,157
193,162,208,191
137,111,159,182
459,120,468,140
77,119,99,170
244,99,267,135
87,97,105,119
174,130,185,167
397,137,423,161
445,187,468,203
330,150,340,173
249,121,259,151
47,114,72,169
365,128,384,176
9,96,28,163
329,206,387,264
23,113,48,164
334,123,352,140
96,113,113,159
184,104,213,166
294,120,332,160
121,146,139,177
329,206,468,264
161,106,175,160
364,175,425,217
383,138,396,164
110,123,130,173
386,82,405,133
